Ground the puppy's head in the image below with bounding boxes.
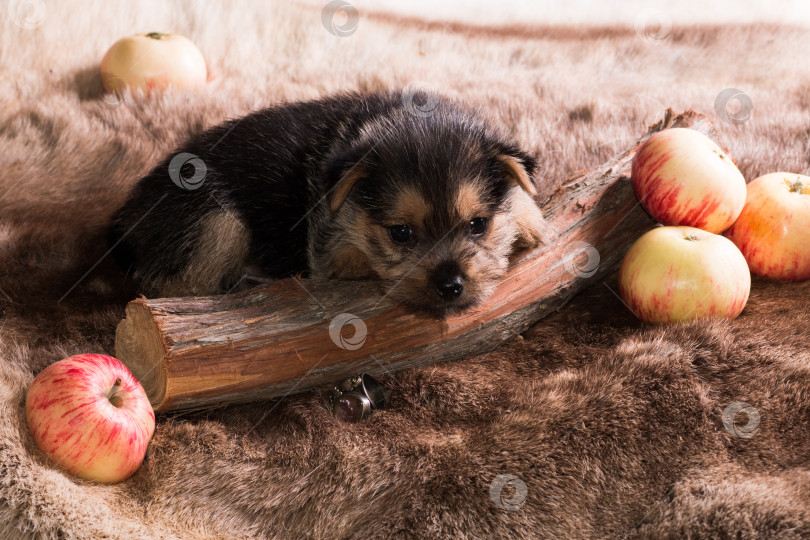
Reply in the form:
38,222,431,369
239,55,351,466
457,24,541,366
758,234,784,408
317,99,548,316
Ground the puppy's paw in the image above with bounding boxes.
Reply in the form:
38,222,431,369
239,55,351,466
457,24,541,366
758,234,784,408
507,188,554,251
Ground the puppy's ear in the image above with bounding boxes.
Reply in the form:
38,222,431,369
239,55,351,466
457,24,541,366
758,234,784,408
329,164,366,213
495,145,538,196
323,144,373,213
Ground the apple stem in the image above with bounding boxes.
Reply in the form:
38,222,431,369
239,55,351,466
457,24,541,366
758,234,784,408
145,32,167,40
108,378,124,408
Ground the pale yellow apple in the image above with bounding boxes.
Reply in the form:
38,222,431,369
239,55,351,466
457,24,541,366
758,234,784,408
618,226,750,323
100,32,207,94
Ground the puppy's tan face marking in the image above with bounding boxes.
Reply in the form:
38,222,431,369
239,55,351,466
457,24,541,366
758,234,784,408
390,185,429,229
452,181,490,223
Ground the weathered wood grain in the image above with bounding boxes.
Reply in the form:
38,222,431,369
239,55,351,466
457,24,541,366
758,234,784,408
115,109,719,413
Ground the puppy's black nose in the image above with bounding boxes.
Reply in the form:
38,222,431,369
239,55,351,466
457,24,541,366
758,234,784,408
436,276,464,298
435,275,464,299
433,261,465,300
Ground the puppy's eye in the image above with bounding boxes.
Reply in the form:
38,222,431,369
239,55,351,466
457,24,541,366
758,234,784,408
388,225,413,244
469,217,488,237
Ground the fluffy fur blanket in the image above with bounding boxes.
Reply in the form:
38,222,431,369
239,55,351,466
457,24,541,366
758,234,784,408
2,1,809,538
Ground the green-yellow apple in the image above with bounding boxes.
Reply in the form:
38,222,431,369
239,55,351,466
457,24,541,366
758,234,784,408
631,128,747,233
618,226,750,323
25,354,155,484
100,32,207,94
725,172,810,280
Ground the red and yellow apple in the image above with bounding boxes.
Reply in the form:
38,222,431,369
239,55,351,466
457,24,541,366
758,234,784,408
725,172,810,280
632,128,747,233
100,32,207,94
25,354,155,484
618,226,750,323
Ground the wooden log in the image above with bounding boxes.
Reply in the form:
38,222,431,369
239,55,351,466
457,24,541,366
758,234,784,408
115,109,719,413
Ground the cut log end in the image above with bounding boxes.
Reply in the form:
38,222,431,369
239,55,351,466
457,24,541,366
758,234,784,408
115,299,168,410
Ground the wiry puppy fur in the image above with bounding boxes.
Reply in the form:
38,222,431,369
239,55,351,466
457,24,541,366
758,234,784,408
109,91,549,315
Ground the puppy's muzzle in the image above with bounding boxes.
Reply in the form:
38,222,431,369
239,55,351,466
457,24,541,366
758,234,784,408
433,261,464,300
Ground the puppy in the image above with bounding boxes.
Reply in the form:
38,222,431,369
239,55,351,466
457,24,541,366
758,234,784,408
108,90,550,315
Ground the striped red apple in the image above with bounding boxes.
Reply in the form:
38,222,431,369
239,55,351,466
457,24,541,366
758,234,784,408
725,172,810,280
25,354,155,483
632,128,747,233
618,226,750,323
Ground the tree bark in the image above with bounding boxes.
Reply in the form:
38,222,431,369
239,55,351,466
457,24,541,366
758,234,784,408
115,109,719,413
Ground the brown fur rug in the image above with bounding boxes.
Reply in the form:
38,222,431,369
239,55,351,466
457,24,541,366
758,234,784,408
2,1,810,538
